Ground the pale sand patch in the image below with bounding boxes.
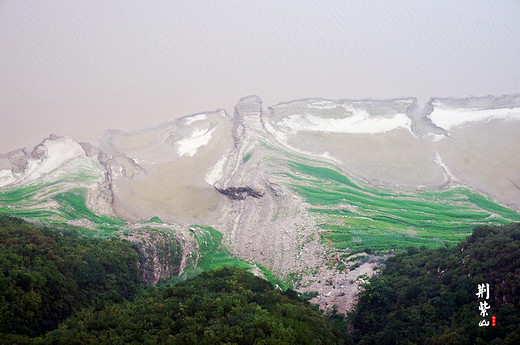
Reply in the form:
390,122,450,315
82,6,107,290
270,98,413,121
307,99,342,109
279,111,411,134
0,137,103,188
181,113,207,125
434,152,457,181
175,127,216,157
428,133,445,142
0,170,16,188
21,138,88,183
436,119,520,210
428,105,520,131
205,152,228,186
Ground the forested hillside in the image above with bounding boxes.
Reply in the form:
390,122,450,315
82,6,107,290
0,215,143,337
0,216,350,344
2,215,519,344
43,266,349,344
351,223,520,345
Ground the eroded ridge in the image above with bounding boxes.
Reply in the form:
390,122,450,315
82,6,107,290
1,94,519,313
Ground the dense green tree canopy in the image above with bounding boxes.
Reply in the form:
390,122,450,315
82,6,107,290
0,216,349,344
3,215,518,344
351,223,520,345
0,215,142,337
44,266,349,344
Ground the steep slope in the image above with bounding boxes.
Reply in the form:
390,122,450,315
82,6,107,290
0,135,118,230
43,266,350,344
352,222,520,345
0,137,206,285
1,95,519,314
0,215,142,336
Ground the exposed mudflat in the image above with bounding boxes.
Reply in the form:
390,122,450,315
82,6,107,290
285,129,446,188
100,110,234,223
1,94,519,314
437,119,520,210
265,95,520,210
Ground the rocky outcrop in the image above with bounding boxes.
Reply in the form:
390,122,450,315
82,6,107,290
214,96,266,191
131,237,182,285
215,186,263,200
2,94,519,314
120,226,193,285
212,96,325,285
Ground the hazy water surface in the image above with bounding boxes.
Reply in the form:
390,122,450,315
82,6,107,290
1,0,519,152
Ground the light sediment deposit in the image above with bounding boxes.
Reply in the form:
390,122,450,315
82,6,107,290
1,94,519,313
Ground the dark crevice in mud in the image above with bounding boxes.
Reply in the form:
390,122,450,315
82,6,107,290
216,186,263,200
509,179,520,191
